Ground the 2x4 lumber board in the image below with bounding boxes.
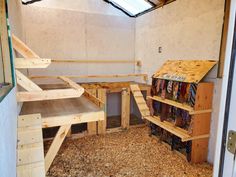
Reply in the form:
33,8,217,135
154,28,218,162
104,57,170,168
121,89,130,129
15,58,51,69
12,34,40,58
18,114,42,128
87,89,98,135
18,128,43,146
30,74,148,81
52,59,142,66
147,96,212,115
45,124,71,172
17,161,45,177
42,111,105,128
59,76,84,97
17,88,84,102
16,70,42,92
17,144,44,166
97,89,107,134
0,0,12,83
144,116,191,142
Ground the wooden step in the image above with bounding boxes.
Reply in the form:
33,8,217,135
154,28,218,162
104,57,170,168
17,114,45,177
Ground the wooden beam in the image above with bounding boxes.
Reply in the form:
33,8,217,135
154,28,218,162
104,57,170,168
15,58,51,69
121,88,130,129
45,124,71,172
16,70,42,91
58,76,84,96
17,89,84,102
42,111,104,128
51,59,142,66
97,89,107,134
30,74,148,81
12,34,40,58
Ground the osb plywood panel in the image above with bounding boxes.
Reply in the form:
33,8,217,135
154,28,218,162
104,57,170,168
153,60,217,83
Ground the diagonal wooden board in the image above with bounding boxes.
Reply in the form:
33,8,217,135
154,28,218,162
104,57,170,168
153,60,217,83
45,124,71,172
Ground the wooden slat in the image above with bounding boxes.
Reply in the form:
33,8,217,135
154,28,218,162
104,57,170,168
52,59,142,66
12,34,40,58
18,114,42,128
15,58,51,69
58,76,84,97
42,111,105,128
17,144,44,166
153,60,217,83
30,73,148,81
45,125,71,172
17,114,45,177
17,161,45,177
17,89,84,102
16,70,42,92
18,128,43,146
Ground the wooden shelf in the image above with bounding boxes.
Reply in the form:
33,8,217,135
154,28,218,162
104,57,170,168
147,96,212,115
144,116,209,142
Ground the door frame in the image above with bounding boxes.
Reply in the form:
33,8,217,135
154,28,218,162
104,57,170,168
213,0,236,176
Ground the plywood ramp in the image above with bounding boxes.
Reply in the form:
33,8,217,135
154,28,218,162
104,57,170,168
130,84,150,118
17,114,45,177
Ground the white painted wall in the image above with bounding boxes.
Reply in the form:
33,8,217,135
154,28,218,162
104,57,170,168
0,1,23,176
135,0,225,163
20,2,135,84
0,88,17,177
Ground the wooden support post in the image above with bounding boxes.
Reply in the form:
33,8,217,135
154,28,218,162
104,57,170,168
97,89,107,134
87,89,98,135
45,124,71,172
121,88,130,129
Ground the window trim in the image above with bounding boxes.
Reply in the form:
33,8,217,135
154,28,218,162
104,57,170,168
0,0,15,102
104,0,176,18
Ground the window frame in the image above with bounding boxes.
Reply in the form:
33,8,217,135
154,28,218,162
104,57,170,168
0,0,15,102
104,0,177,18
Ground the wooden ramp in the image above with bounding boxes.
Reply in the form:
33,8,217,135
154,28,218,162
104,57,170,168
17,114,45,177
130,84,150,118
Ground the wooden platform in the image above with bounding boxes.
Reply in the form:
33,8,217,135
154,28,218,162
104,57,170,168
20,96,104,128
17,114,45,177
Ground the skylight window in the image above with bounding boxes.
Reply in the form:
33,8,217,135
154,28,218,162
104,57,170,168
105,0,155,17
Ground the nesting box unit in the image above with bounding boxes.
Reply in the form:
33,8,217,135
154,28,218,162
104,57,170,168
146,60,217,163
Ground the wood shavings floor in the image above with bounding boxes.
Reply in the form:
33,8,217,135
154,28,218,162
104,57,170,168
45,127,212,177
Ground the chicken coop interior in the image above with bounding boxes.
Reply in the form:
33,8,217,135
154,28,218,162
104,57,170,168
0,0,235,177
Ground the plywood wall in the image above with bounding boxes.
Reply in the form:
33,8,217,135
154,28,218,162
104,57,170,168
135,0,225,163
21,4,135,84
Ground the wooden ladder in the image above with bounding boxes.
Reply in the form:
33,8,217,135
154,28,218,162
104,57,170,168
17,114,45,177
130,84,150,118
